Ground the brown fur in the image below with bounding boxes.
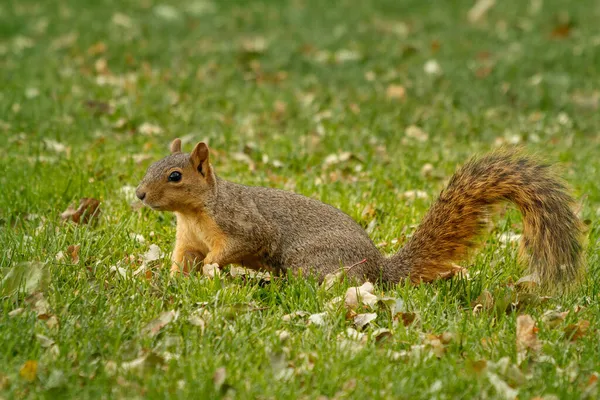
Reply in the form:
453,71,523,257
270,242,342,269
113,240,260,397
136,141,583,289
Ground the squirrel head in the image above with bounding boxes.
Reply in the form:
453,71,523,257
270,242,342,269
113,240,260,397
135,139,217,212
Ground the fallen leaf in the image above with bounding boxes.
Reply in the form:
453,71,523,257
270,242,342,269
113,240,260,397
121,352,165,372
282,311,309,322
516,315,540,354
404,125,429,142
202,263,220,278
423,60,442,76
19,360,38,382
45,369,67,390
213,367,227,391
472,289,494,313
344,282,378,309
36,334,55,348
308,312,327,326
541,309,569,328
354,313,377,329
43,138,68,153
551,22,574,39
373,328,392,343
67,244,80,264
386,84,406,100
138,122,163,136
141,310,178,337
60,198,101,224
395,312,417,326
467,0,496,23
564,320,590,341
1,262,49,298
154,4,181,20
486,371,518,400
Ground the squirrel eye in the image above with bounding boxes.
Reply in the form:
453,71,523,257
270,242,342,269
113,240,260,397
168,171,182,182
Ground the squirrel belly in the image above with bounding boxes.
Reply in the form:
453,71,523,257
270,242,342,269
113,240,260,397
136,140,583,289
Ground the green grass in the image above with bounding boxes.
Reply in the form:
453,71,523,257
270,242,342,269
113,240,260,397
1,0,600,398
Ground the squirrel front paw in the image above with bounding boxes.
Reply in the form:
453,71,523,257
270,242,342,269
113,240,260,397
170,263,189,277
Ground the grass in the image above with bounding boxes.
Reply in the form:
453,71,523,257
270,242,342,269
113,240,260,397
1,0,600,398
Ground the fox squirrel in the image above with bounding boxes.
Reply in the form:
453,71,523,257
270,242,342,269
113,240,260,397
135,139,583,287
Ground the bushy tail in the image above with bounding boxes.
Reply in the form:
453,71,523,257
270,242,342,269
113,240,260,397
390,150,583,287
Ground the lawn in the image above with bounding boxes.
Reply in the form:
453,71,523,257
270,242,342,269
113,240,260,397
1,0,600,398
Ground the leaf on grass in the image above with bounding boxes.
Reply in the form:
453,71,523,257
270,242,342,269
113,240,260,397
373,328,392,343
386,84,406,100
45,369,67,390
564,320,590,341
394,312,418,327
19,360,38,382
322,270,345,291
516,315,540,355
308,312,327,326
472,289,494,314
188,308,210,333
467,0,496,23
344,282,377,309
60,198,100,224
541,309,569,328
1,262,49,298
213,367,227,391
68,244,80,264
281,311,309,322
354,313,377,330
515,274,539,291
202,263,220,278
404,125,429,142
141,310,178,337
486,371,518,400
121,352,165,372
36,334,55,348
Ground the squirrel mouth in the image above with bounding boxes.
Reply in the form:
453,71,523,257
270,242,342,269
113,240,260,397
142,201,162,211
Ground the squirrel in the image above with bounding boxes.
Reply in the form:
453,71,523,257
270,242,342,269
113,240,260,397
135,139,583,288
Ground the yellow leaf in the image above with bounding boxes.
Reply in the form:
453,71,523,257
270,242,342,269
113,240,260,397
19,360,38,382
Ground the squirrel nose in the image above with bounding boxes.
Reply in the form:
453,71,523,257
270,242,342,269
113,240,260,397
136,190,146,201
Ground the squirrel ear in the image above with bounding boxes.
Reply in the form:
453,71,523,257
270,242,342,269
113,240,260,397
190,142,211,177
170,138,182,154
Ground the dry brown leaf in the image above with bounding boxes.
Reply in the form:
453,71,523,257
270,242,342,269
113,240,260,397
68,244,80,264
386,84,406,100
565,320,590,341
394,312,417,327
60,198,100,224
516,314,540,353
551,22,574,39
87,41,106,55
373,328,392,343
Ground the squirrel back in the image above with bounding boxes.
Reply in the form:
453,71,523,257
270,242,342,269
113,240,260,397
136,140,583,289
